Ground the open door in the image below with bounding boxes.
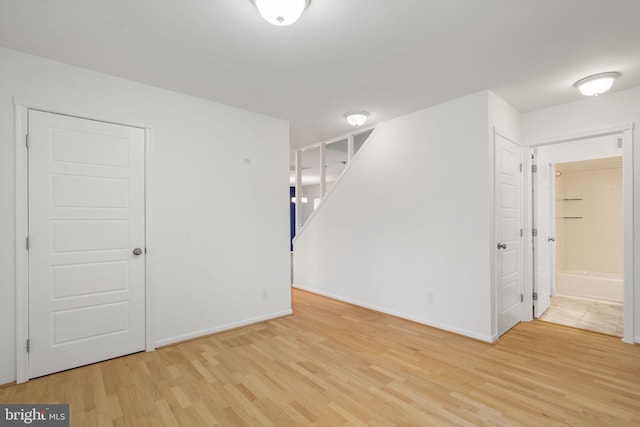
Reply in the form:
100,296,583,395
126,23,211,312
533,149,554,318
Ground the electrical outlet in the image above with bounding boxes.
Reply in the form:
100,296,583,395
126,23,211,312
426,291,434,304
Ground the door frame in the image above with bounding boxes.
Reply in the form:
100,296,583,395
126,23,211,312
524,123,634,344
13,97,155,383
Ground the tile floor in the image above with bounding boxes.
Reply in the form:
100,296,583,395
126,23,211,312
539,295,623,337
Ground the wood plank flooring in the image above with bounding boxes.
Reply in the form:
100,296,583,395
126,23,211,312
2,288,639,426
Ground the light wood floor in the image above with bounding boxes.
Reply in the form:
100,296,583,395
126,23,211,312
2,289,639,426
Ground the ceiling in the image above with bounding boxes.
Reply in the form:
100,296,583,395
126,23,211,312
1,0,640,149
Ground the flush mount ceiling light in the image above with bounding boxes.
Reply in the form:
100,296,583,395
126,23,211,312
344,110,369,127
252,0,311,26
574,72,620,96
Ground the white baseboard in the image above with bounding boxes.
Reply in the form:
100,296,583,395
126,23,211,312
154,309,293,348
293,285,495,343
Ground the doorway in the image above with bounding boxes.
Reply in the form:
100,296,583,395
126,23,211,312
538,157,623,336
19,109,147,380
528,127,632,342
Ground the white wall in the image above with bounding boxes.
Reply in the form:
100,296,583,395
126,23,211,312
522,87,640,142
294,92,501,341
522,86,640,342
489,92,522,140
0,47,291,383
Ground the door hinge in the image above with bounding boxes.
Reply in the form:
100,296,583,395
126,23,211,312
531,164,537,173
519,163,523,172
26,339,30,353
520,294,524,303
25,133,29,149
532,228,538,237
26,236,29,251
532,292,538,301
520,228,523,237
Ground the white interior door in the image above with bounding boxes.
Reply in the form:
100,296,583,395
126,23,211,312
28,110,146,378
533,149,553,318
495,134,523,336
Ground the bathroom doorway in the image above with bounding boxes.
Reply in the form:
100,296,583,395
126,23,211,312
530,129,630,339
540,157,623,336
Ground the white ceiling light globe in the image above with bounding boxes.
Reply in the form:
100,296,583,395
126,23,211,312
574,72,620,96
254,0,309,26
344,111,370,127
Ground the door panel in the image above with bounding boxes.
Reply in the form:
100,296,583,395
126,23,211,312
53,175,129,208
28,110,145,378
53,302,130,345
52,261,129,298
51,128,130,166
495,134,523,336
534,151,552,317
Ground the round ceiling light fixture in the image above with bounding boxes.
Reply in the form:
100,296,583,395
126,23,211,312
252,0,311,26
574,72,620,96
344,110,370,127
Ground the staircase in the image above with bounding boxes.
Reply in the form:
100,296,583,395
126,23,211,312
291,127,376,235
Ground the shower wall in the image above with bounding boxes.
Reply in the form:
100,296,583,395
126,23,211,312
555,157,623,275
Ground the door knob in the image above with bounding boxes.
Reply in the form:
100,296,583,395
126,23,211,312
497,243,507,250
133,248,143,256
548,237,556,242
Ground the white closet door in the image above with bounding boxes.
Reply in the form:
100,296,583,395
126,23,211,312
495,134,523,336
28,110,145,378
